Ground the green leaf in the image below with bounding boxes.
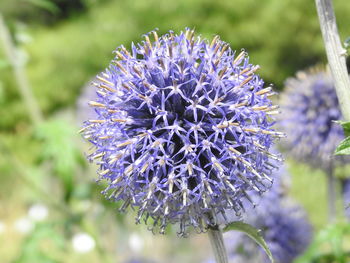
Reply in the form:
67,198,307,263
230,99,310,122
334,136,350,155
34,119,84,199
23,0,60,14
223,221,274,263
295,223,350,263
334,121,350,137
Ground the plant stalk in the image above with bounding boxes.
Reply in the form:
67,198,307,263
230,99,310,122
0,13,43,125
315,0,350,121
208,225,228,263
326,163,337,222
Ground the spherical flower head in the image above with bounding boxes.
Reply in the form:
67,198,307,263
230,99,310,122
280,67,346,168
81,28,283,235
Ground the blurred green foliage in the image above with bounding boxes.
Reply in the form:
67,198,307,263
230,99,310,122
288,160,328,229
34,119,84,200
296,222,350,263
1,0,350,129
0,0,92,25
1,0,350,262
14,222,66,263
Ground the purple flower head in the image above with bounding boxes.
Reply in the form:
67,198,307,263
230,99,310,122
280,67,346,168
81,29,283,235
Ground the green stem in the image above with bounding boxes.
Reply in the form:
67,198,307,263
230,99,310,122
315,0,350,121
326,163,337,222
0,13,43,125
208,225,228,263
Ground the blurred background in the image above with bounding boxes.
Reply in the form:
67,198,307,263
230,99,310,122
1,0,350,262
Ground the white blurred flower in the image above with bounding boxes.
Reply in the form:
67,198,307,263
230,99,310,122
0,221,6,234
72,232,96,253
128,232,144,253
28,203,49,222
14,217,34,234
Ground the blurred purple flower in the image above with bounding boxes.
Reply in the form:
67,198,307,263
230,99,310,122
206,166,312,263
280,68,345,168
76,78,99,123
342,178,350,219
81,28,283,235
124,259,155,263
226,203,311,263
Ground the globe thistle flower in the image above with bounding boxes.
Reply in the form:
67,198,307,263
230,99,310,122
280,67,346,168
81,28,283,235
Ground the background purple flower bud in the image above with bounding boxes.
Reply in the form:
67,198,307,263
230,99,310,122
280,68,347,169
342,178,350,219
205,166,312,263
81,28,283,235
226,203,311,263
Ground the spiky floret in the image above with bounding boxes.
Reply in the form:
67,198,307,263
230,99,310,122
280,67,345,168
81,29,283,235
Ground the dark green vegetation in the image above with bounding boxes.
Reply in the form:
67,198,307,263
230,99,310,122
1,0,350,129
1,0,350,262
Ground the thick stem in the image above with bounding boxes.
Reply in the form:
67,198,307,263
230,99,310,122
0,13,43,125
315,0,350,121
326,163,337,222
208,225,228,263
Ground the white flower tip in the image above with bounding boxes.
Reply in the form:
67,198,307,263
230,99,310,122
28,203,49,222
14,217,34,234
72,232,96,253
128,233,144,253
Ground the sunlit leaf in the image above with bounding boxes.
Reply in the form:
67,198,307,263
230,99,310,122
334,136,350,155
